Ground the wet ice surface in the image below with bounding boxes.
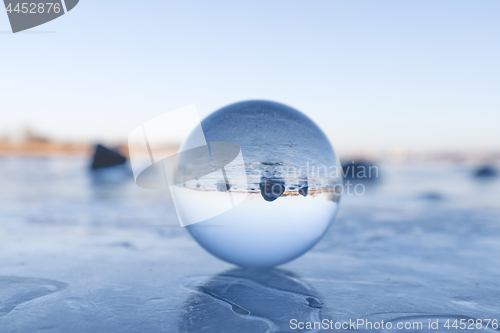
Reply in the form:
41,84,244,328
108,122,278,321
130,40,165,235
0,156,499,332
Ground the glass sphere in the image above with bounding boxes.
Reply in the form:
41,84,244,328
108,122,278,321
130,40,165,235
180,100,341,267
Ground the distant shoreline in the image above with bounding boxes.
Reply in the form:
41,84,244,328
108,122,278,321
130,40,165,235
0,142,498,164
0,142,92,156
0,142,180,158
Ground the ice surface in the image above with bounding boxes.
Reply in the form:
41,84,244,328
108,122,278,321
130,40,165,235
0,157,499,332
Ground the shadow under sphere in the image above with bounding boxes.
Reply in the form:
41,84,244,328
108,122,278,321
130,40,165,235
178,268,327,333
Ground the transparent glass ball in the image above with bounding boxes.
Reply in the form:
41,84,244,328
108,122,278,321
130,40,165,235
180,100,341,267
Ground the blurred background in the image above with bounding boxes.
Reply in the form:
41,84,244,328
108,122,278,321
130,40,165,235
1,1,499,332
1,1,499,158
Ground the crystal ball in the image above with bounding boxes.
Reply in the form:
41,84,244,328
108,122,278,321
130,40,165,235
180,100,341,267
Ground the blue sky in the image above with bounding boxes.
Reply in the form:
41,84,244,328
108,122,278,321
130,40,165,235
1,0,499,154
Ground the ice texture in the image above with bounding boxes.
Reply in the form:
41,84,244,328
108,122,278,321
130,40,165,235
0,157,499,332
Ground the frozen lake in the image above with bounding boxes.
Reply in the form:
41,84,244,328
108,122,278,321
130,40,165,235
0,156,499,332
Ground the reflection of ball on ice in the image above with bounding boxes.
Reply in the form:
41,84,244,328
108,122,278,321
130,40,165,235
180,100,341,267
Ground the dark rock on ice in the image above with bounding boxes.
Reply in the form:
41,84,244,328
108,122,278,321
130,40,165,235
474,165,497,178
91,144,127,169
260,177,285,202
298,178,308,197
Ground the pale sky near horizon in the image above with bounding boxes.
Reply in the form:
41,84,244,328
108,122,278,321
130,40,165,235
1,0,499,154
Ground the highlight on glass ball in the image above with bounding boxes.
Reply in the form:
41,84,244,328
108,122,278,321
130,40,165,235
129,100,342,267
